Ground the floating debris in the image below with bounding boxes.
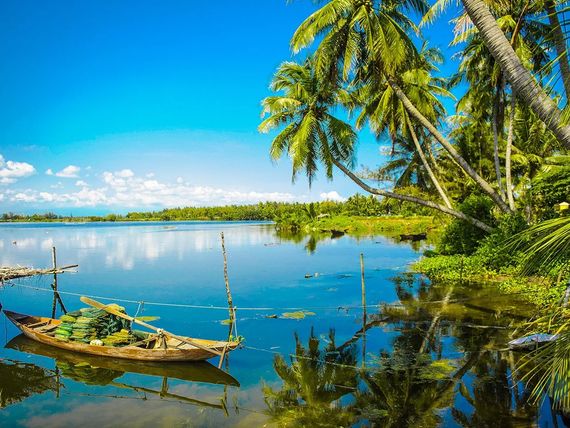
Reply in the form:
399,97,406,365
282,311,316,320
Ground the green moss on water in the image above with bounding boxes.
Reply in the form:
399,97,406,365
282,311,316,320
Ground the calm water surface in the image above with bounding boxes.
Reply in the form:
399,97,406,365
0,221,567,427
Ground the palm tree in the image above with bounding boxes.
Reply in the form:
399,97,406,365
449,0,553,211
354,44,454,208
259,57,495,231
545,0,570,100
461,0,570,150
289,0,513,214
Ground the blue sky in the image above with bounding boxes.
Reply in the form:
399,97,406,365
0,0,460,215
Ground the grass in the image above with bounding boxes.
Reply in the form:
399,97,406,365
413,254,566,308
304,215,444,236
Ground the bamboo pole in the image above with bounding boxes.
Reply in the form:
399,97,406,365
220,232,235,368
221,233,235,323
50,247,67,317
360,253,366,323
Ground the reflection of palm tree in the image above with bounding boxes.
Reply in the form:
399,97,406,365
264,328,358,427
356,351,457,427
451,351,538,427
0,359,59,408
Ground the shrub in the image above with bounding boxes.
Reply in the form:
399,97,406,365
438,194,496,255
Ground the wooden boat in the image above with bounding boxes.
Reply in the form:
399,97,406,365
399,232,427,241
6,334,240,386
3,309,239,362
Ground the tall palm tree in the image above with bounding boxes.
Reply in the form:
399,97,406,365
461,0,570,150
260,58,495,231
545,0,570,100
290,0,512,214
355,44,454,208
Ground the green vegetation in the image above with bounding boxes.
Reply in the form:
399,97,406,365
1,193,439,227
260,0,570,411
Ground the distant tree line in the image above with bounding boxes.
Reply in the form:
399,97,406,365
0,194,433,223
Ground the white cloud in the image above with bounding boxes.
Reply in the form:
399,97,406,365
320,191,346,202
9,169,300,208
0,154,36,184
13,192,38,202
115,169,134,178
75,180,88,187
55,165,81,178
46,168,54,175
176,176,184,184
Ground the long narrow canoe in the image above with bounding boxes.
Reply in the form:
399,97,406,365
3,309,239,362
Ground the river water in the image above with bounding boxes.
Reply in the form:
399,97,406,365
0,221,566,427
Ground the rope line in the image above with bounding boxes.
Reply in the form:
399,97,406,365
3,282,473,312
240,344,509,374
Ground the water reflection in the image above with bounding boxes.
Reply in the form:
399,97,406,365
1,223,568,426
0,222,276,270
4,335,239,410
263,274,568,427
264,329,358,427
0,358,59,408
275,228,433,254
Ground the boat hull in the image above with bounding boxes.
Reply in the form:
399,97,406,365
3,310,238,362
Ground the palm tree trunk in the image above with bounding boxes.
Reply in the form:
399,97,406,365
492,77,506,198
505,94,516,211
546,0,570,100
332,159,494,233
387,77,512,214
462,0,570,151
406,117,453,209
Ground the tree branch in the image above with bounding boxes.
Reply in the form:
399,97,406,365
332,159,494,233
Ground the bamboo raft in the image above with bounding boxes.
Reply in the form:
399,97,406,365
3,310,239,362
0,265,77,283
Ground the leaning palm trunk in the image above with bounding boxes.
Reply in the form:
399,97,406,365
387,77,512,213
546,0,570,101
332,159,494,232
505,94,516,211
462,0,570,150
492,78,506,198
406,117,453,209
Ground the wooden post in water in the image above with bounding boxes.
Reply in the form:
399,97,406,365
50,247,67,318
360,253,367,368
360,253,367,322
220,232,235,369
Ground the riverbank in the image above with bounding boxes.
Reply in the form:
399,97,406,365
278,215,443,236
412,254,566,308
